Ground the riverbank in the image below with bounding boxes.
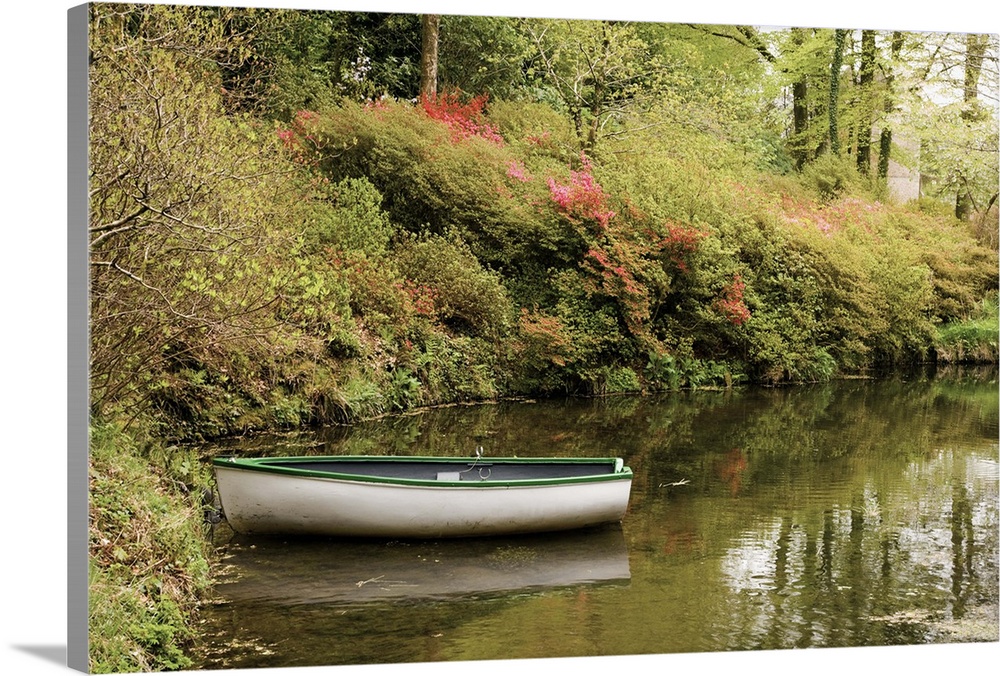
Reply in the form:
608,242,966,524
88,7,999,446
87,423,215,672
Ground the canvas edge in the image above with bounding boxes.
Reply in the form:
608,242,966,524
68,2,90,672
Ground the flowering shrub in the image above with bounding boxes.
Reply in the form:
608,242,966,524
364,96,390,113
656,221,705,272
584,247,641,292
715,274,751,325
547,154,616,230
339,253,408,321
420,90,504,145
581,244,647,330
778,193,885,237
517,308,574,368
526,131,552,147
506,160,532,182
276,110,322,165
395,280,438,317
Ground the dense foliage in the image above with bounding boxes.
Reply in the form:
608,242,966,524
88,4,997,440
84,4,997,670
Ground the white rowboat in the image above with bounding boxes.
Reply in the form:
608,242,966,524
212,455,633,538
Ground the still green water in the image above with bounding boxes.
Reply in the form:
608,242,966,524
195,369,999,669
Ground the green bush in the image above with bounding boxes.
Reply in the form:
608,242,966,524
801,153,862,199
394,233,514,338
602,366,642,394
303,176,396,256
936,293,1000,363
488,99,578,163
406,332,501,402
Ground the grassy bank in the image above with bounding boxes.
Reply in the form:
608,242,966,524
936,293,1000,364
88,423,215,673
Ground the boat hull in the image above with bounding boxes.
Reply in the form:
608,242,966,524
214,457,632,538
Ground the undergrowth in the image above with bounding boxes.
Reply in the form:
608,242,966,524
936,293,999,364
88,422,214,673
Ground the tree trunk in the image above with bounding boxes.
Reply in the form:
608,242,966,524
829,29,847,156
790,28,809,170
856,30,876,175
792,80,809,169
419,14,440,99
583,23,611,152
877,31,904,181
962,33,988,106
956,33,988,220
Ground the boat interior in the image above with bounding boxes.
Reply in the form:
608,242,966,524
267,459,620,482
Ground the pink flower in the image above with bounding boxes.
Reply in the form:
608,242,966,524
547,155,615,229
507,160,532,182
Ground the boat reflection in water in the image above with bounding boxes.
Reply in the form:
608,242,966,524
211,524,630,605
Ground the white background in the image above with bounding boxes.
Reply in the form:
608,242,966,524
2,1,997,675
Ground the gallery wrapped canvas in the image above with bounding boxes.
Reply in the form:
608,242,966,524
61,1,998,674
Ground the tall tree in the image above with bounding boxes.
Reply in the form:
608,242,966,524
956,32,990,219
856,29,877,174
877,31,904,181
829,29,848,155
898,31,997,228
420,14,440,98
524,18,659,152
776,27,837,169
790,28,811,169
437,15,531,98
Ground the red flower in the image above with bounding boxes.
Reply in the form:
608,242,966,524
715,274,751,325
420,90,504,145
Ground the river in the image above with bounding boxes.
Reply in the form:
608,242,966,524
194,367,998,669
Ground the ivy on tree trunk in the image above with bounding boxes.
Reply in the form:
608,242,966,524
877,31,904,181
856,30,876,175
956,32,989,220
829,29,847,156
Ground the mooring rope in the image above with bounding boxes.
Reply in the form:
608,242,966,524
459,446,492,480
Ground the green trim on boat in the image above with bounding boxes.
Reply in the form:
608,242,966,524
212,455,633,488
